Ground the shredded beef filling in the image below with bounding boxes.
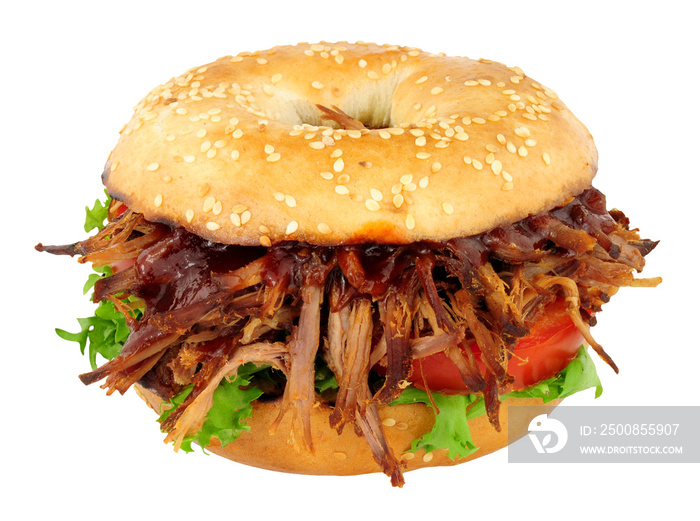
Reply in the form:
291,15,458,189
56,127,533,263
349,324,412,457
37,188,659,487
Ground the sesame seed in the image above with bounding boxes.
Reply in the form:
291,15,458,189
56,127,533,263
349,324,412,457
196,129,207,138
230,150,240,160
423,452,434,463
175,108,187,115
382,418,397,427
363,188,380,202
379,130,391,139
320,171,334,180
232,129,243,139
404,182,417,192
203,197,216,212
259,225,271,234
416,152,431,160
472,117,486,125
260,236,272,247
367,71,379,80
285,195,297,207
347,130,362,139
201,141,212,153
154,194,163,207
333,158,344,172
478,79,491,86
464,80,478,86
335,185,350,195
518,146,528,157
311,81,324,89
463,155,472,164
431,162,442,173
330,149,343,158
419,176,429,188
230,213,241,227
442,202,454,215
491,160,502,175
472,159,483,170
273,192,285,202
382,63,392,75
241,211,251,224
543,153,551,165
267,152,281,162
285,221,298,235
525,138,537,147
392,194,404,208
454,132,469,141
415,136,427,147
485,153,495,164
206,222,221,231
212,201,223,215
406,214,415,230
514,126,531,138
231,204,248,213
430,87,444,95
309,141,324,150
507,142,517,154
365,199,380,211
415,76,428,84
318,222,332,234
400,174,413,184
501,181,514,191
264,144,275,154
409,129,424,137
502,171,513,182
186,209,194,223
486,144,499,153
184,155,195,163
147,162,159,171
358,59,367,68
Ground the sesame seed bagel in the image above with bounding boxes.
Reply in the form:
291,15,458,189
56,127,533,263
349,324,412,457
103,42,597,246
135,384,560,476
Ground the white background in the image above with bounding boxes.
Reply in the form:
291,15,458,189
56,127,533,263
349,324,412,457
3,1,697,519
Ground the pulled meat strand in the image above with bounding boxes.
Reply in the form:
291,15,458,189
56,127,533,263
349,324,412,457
164,341,289,451
270,282,325,451
374,272,419,404
534,275,619,373
329,297,374,434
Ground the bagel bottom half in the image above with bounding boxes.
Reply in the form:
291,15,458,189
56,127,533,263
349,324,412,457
135,384,560,475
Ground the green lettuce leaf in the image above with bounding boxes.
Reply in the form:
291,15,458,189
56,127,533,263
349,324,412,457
158,364,269,453
56,194,144,368
391,346,602,460
84,191,111,233
392,387,482,459
507,346,603,402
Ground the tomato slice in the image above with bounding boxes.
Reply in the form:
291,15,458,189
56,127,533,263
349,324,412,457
410,299,584,393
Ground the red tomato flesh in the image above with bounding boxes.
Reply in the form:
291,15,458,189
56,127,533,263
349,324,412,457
410,300,584,393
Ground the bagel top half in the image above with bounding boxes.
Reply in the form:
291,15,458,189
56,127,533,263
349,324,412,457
103,42,597,246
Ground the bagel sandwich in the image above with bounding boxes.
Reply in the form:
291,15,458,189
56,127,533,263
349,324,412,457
36,42,661,486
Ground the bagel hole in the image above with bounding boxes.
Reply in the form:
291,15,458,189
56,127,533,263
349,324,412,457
269,71,411,130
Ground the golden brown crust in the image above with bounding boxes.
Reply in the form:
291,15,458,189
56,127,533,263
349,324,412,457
135,384,560,476
104,42,596,246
